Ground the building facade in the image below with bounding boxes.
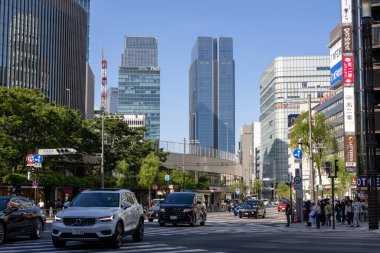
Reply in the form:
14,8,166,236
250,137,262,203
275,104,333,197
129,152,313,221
106,87,119,114
189,37,235,153
75,0,90,60
260,56,330,183
0,0,88,116
118,36,160,140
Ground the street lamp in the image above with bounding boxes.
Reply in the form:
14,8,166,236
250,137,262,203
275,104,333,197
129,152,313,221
101,110,105,189
66,89,71,109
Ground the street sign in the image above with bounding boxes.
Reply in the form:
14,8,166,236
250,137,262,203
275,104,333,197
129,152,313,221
294,176,301,189
165,175,170,181
32,181,38,188
235,188,240,196
293,148,303,159
38,148,77,155
26,154,35,164
34,154,43,164
318,184,323,191
152,184,158,190
34,163,42,168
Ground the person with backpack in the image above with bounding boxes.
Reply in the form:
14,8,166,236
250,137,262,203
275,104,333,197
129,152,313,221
285,201,291,227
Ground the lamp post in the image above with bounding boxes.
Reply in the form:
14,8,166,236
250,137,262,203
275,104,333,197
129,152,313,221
182,138,186,191
101,110,105,189
361,0,379,229
66,89,71,109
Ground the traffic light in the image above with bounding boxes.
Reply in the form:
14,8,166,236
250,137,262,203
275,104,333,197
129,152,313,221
334,159,339,175
27,171,33,180
56,148,77,155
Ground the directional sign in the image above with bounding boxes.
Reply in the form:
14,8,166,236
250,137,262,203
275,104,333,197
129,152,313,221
26,154,35,164
293,148,303,159
165,175,170,181
294,176,301,189
34,154,43,164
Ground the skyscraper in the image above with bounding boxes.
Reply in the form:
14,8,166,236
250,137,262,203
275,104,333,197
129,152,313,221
75,0,91,60
260,56,330,183
118,36,160,140
189,37,235,153
106,87,119,114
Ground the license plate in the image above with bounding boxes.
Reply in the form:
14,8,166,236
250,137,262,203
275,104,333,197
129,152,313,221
72,228,85,235
170,216,177,220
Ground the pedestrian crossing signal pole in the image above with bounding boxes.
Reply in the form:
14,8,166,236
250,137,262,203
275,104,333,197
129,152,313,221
326,160,338,230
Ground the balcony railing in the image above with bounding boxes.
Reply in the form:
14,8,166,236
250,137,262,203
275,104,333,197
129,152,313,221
159,140,236,162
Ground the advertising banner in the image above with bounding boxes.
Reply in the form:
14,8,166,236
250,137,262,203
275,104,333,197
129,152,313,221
330,40,342,68
330,61,343,87
341,0,352,24
344,135,357,168
342,26,352,53
343,56,354,84
344,87,355,132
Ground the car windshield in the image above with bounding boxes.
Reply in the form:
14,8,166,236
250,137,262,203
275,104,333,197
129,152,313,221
280,200,288,204
163,194,194,204
70,193,120,207
0,198,9,211
243,201,258,208
152,200,163,206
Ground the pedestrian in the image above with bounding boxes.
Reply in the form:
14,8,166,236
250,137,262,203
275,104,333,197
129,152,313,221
345,199,353,227
335,200,342,224
316,202,322,229
361,199,367,222
353,197,361,227
305,200,311,226
325,202,332,227
341,200,346,224
308,202,316,227
38,199,45,209
285,201,291,227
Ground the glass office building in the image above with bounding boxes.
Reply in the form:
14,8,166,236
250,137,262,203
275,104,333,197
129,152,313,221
106,87,118,114
189,37,235,153
260,56,330,182
0,0,88,116
75,0,90,60
118,36,160,140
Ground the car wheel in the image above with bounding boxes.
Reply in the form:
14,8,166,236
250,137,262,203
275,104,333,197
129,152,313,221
52,237,66,248
111,222,124,249
132,219,144,242
0,222,5,245
239,214,242,219
148,219,154,222
30,219,43,239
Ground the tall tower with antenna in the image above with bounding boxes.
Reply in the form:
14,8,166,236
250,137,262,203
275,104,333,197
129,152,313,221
101,50,107,111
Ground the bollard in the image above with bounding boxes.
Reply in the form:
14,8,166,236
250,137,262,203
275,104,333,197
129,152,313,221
49,207,53,218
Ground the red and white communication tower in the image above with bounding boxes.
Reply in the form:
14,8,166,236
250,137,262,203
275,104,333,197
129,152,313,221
101,49,107,111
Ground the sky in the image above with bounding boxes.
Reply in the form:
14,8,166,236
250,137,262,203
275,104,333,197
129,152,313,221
89,0,341,147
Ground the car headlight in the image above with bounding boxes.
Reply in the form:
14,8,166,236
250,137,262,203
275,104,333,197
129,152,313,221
160,208,165,212
54,215,62,222
99,215,114,222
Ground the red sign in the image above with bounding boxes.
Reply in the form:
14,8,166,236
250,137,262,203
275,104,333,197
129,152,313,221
343,56,354,84
26,154,35,164
152,184,158,190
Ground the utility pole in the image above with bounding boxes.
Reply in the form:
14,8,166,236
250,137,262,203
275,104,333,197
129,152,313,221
308,94,314,202
182,138,186,191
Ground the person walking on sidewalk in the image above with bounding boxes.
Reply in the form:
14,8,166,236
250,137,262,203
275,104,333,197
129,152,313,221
308,202,317,227
325,201,332,227
285,201,291,227
316,202,322,229
353,197,362,227
345,199,353,227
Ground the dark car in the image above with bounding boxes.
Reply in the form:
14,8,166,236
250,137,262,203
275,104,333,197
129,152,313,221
238,200,266,219
158,192,207,227
147,199,164,222
0,196,46,245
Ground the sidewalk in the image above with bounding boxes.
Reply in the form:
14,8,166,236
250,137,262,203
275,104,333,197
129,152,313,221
283,220,380,233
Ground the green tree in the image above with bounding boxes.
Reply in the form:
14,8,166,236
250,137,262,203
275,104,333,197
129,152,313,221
138,152,160,205
253,180,263,199
196,176,210,190
276,182,290,199
289,113,338,198
335,158,354,198
230,182,247,199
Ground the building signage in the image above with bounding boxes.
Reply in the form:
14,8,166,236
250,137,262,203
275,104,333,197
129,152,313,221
344,135,357,168
342,26,352,53
341,0,352,24
330,61,343,87
343,56,354,84
344,87,355,132
288,114,299,127
356,177,380,188
330,40,342,67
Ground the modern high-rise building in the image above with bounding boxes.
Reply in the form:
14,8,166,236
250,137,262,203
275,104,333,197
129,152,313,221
106,87,119,114
75,0,91,60
0,0,88,116
189,37,235,153
260,56,330,183
118,36,160,140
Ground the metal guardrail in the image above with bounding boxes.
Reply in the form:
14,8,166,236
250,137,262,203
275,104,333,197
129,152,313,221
159,140,236,162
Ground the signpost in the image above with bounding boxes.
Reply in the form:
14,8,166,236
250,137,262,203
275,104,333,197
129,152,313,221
293,147,303,222
165,175,170,182
293,148,303,159
294,176,301,189
26,154,35,166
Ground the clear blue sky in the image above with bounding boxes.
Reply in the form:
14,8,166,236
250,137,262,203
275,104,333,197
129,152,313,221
89,0,341,146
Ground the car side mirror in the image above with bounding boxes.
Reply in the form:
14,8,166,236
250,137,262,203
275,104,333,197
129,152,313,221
63,201,70,209
122,202,132,209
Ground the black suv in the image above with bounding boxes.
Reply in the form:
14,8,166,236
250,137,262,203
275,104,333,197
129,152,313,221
158,192,207,227
238,200,266,219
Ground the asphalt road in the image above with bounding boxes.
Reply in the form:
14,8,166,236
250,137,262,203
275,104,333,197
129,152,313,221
2,207,380,253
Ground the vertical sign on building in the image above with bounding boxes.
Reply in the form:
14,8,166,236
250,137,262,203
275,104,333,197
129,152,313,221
341,0,356,172
330,40,343,87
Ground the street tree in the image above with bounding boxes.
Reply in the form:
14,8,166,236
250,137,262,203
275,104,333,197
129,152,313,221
230,182,247,199
253,179,263,199
289,112,338,198
138,152,160,206
276,182,290,199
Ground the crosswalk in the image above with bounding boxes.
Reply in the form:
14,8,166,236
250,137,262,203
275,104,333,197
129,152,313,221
0,240,226,253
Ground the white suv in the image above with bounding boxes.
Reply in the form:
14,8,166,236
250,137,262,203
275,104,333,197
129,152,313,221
52,189,144,249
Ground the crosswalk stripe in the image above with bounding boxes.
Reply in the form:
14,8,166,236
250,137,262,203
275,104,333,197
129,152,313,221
155,249,209,253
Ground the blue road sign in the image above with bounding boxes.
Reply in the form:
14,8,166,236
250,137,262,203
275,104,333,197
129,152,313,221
294,176,301,185
165,175,170,181
34,154,43,164
293,148,303,159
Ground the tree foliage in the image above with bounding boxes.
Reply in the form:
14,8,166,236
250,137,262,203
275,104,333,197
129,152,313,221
253,179,263,198
138,152,160,189
276,182,290,199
